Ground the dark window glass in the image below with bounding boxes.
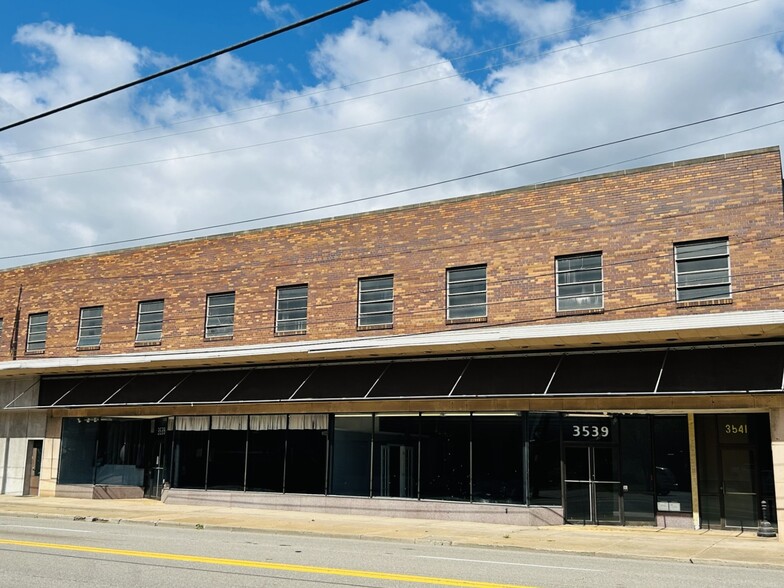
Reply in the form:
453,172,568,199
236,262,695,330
695,415,722,527
207,429,246,490
58,418,98,484
556,253,603,311
675,238,730,301
330,416,373,497
285,427,327,494
358,276,393,327
136,300,164,343
620,416,655,522
205,292,235,338
527,412,562,505
653,416,692,514
447,265,487,320
373,415,419,498
77,306,103,347
419,415,470,501
172,431,208,489
472,416,524,504
276,285,308,333
26,312,48,352
246,427,286,493
95,419,145,486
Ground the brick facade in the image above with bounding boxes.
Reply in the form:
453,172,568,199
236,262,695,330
0,147,781,360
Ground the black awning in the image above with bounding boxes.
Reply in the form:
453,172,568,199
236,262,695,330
367,359,469,398
292,363,387,400
105,372,190,405
34,343,784,408
658,345,784,392
53,375,131,406
548,351,666,394
452,356,560,396
161,370,251,403
223,366,314,402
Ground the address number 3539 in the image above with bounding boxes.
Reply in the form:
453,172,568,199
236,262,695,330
572,425,610,438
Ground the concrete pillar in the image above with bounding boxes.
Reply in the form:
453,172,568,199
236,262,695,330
770,409,784,541
39,415,62,497
687,413,700,530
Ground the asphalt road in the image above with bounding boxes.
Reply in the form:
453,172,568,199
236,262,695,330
1,515,782,588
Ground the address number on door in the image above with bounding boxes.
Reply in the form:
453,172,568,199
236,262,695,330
571,425,610,438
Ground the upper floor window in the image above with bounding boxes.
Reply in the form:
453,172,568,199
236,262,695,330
205,292,236,338
136,299,164,343
77,306,104,347
26,312,48,352
446,265,487,320
556,252,603,312
358,275,393,328
674,238,730,302
276,285,308,333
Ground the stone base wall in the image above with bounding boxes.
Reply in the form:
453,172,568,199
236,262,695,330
162,488,565,526
0,378,45,496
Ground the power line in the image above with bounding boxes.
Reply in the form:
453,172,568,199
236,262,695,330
0,0,688,159
3,0,750,165
1,97,782,263
0,0,371,134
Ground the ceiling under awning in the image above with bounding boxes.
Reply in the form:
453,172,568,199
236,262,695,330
9,342,784,410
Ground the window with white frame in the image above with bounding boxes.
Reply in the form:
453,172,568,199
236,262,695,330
26,312,48,352
446,265,487,320
77,306,103,347
675,238,730,301
136,299,164,343
358,275,393,327
205,292,235,338
556,252,603,311
276,285,308,333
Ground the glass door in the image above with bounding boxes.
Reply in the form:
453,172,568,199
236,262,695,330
721,447,757,528
564,445,621,524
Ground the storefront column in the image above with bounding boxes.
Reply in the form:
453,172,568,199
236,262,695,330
687,413,700,530
771,409,784,541
38,415,61,497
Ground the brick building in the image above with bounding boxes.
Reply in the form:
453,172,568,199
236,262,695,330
0,146,782,533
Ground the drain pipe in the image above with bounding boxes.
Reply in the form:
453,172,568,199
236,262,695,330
10,285,22,360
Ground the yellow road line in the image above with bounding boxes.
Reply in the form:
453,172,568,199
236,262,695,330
0,538,534,588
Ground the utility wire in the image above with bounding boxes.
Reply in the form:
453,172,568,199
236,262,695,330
1,95,782,263
3,0,744,165
0,0,688,159
0,0,371,134
3,27,780,184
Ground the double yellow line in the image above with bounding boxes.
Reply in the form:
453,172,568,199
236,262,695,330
0,538,534,588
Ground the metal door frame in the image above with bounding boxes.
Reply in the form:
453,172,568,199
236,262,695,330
563,444,622,525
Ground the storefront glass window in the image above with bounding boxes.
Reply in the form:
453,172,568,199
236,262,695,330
527,412,562,505
59,418,98,484
419,415,470,501
246,415,286,493
472,415,524,504
373,415,420,498
330,415,373,497
653,416,692,514
285,415,327,494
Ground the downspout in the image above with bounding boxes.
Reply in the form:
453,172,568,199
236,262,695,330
10,285,23,360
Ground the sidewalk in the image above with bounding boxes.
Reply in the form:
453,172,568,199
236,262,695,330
0,495,782,569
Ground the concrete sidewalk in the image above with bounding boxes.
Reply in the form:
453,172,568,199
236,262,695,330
0,495,782,569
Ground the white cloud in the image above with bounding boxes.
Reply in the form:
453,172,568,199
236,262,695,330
0,1,783,268
473,0,577,39
253,1,301,26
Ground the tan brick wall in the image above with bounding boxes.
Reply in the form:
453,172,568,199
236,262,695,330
0,148,782,360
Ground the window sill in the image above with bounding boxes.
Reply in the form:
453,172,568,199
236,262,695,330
676,298,732,308
24,349,45,355
446,316,487,325
134,340,162,347
204,335,234,342
275,329,307,337
556,308,605,317
76,345,101,352
358,323,393,331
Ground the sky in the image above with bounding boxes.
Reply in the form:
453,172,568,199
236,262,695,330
0,0,783,268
